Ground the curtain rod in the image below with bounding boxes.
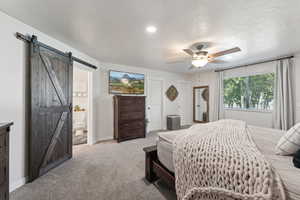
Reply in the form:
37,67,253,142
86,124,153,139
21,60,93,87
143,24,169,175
15,32,98,70
214,55,294,72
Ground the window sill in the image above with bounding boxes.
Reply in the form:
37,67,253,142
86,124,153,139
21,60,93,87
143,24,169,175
224,108,273,113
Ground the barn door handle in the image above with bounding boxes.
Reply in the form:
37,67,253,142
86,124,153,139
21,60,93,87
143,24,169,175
69,103,73,112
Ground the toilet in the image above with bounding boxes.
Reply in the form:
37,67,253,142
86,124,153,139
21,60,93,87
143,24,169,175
73,110,87,135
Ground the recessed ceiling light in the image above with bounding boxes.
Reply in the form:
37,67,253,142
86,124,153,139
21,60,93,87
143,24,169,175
146,26,157,33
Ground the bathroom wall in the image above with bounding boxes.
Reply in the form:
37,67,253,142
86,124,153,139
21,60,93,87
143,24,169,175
73,67,89,112
73,67,89,130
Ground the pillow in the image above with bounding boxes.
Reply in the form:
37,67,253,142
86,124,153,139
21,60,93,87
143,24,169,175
276,123,300,155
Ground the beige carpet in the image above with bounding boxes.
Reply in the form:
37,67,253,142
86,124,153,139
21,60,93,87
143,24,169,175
10,132,176,200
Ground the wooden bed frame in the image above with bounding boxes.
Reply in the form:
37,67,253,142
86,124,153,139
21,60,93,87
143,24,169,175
143,145,176,190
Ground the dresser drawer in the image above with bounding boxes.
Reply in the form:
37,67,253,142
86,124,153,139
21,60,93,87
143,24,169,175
119,128,145,140
114,96,145,142
0,133,7,159
120,120,144,130
120,105,144,113
0,186,6,200
120,98,144,107
120,111,144,121
0,185,8,200
0,159,6,186
0,123,12,200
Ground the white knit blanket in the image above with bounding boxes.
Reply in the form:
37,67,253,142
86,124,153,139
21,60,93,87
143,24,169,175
173,120,286,200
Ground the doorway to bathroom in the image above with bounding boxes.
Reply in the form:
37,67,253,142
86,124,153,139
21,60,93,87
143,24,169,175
73,66,90,146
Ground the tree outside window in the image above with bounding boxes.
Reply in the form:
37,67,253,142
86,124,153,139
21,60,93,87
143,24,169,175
223,73,274,111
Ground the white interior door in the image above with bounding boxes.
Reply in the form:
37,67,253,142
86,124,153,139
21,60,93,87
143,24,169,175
178,82,192,125
147,79,163,132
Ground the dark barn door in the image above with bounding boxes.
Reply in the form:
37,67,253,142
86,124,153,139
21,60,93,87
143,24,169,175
28,39,73,182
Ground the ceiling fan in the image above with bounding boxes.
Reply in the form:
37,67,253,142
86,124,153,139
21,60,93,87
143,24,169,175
182,44,241,69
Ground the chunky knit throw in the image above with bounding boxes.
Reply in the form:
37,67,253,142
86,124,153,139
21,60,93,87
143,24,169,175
173,120,285,200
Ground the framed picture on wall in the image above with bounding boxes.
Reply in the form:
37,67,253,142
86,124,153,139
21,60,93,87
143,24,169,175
109,70,145,94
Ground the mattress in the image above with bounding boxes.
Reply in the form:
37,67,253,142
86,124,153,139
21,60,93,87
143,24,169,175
156,125,300,200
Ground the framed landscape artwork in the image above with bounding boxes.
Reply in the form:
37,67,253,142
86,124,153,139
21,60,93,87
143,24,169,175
109,70,145,94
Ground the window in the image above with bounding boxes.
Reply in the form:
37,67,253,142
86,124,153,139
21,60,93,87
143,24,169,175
223,73,275,111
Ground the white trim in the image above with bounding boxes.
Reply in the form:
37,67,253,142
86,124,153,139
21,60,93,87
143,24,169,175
177,80,192,84
224,108,273,113
96,136,114,142
223,62,276,79
87,70,94,145
10,176,28,192
73,65,94,145
177,80,193,125
147,78,164,132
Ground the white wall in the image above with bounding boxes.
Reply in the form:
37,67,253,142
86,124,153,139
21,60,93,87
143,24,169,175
73,67,89,133
0,11,192,192
190,55,300,127
94,64,192,141
224,110,273,127
189,71,218,122
73,67,89,111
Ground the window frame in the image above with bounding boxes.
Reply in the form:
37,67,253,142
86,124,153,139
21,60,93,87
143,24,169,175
223,73,275,113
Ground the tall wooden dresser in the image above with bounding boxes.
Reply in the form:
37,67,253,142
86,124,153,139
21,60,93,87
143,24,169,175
0,122,13,200
113,96,146,142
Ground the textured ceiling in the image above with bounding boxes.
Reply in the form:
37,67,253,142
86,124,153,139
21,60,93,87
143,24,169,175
1,0,300,73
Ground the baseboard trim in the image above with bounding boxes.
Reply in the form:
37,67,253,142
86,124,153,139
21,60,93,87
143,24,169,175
10,176,28,193
95,138,116,144
95,137,114,143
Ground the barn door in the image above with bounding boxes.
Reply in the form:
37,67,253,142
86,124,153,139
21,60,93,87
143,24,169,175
28,38,73,181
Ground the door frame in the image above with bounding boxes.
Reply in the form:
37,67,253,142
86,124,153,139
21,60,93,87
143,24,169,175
73,64,94,145
146,78,164,132
193,85,209,123
177,80,193,125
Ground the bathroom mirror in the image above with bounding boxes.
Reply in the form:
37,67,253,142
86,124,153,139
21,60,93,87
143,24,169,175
193,86,209,123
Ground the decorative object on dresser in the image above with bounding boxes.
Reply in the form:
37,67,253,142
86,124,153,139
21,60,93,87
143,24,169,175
0,122,13,200
113,96,146,142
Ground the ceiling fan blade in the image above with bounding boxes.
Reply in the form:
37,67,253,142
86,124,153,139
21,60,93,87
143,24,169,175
188,66,196,70
183,49,194,56
166,59,186,64
209,47,241,58
208,59,227,64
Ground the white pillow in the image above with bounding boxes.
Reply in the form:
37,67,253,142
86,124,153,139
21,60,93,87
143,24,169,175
276,123,300,155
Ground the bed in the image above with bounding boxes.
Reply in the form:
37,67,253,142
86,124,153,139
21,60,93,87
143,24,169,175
144,125,300,200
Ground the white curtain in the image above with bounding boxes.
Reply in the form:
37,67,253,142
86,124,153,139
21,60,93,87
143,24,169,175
212,71,224,121
273,58,294,130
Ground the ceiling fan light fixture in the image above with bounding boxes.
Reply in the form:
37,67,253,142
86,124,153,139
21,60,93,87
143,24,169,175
192,56,208,67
